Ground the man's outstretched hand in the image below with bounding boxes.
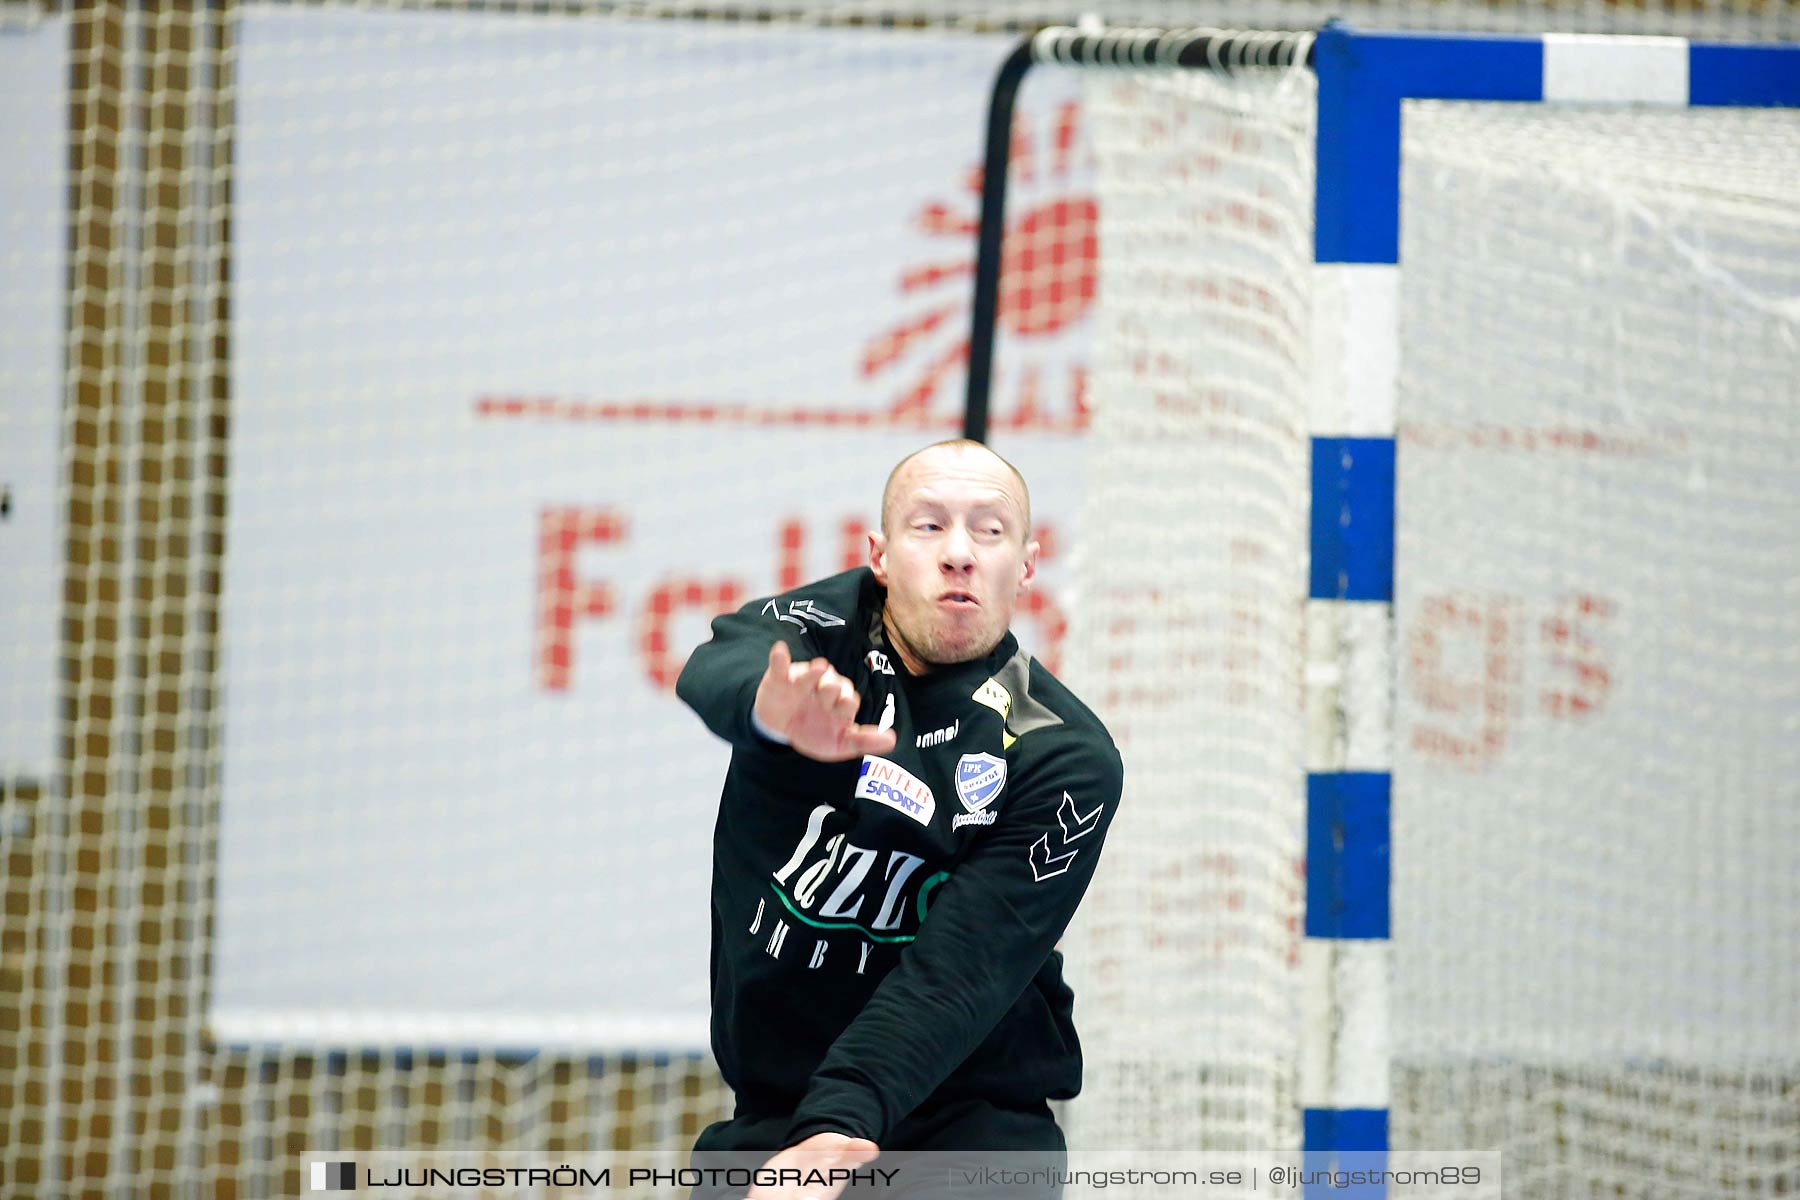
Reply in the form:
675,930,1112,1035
745,1132,882,1200
754,641,897,762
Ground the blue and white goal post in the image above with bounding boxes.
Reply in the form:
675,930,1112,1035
982,23,1800,1195
1304,24,1799,1193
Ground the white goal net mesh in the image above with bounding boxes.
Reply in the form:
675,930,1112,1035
1392,102,1800,1197
1059,64,1316,1155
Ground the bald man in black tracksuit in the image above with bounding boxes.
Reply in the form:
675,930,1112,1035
676,443,1120,1200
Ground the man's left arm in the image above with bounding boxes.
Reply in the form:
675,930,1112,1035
782,732,1125,1146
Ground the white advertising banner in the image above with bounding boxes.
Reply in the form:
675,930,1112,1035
0,17,67,783
215,8,1097,1049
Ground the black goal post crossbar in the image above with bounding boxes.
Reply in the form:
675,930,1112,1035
961,26,1319,444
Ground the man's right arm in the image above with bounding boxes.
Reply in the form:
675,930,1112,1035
679,594,896,762
676,601,816,751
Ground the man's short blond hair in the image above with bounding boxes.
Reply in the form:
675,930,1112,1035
880,439,1032,542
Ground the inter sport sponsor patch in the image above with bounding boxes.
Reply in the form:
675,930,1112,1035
855,757,936,826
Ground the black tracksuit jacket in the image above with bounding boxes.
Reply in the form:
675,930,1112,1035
675,568,1123,1148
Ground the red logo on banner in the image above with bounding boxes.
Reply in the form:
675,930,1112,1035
861,100,1095,433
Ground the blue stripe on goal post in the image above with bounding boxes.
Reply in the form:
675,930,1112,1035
1304,773,1390,941
1308,437,1394,605
1304,1109,1388,1200
1313,25,1543,267
1688,42,1800,106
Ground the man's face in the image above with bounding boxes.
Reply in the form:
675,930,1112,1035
869,446,1039,671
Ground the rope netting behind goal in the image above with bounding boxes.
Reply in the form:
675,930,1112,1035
1392,101,1800,1198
